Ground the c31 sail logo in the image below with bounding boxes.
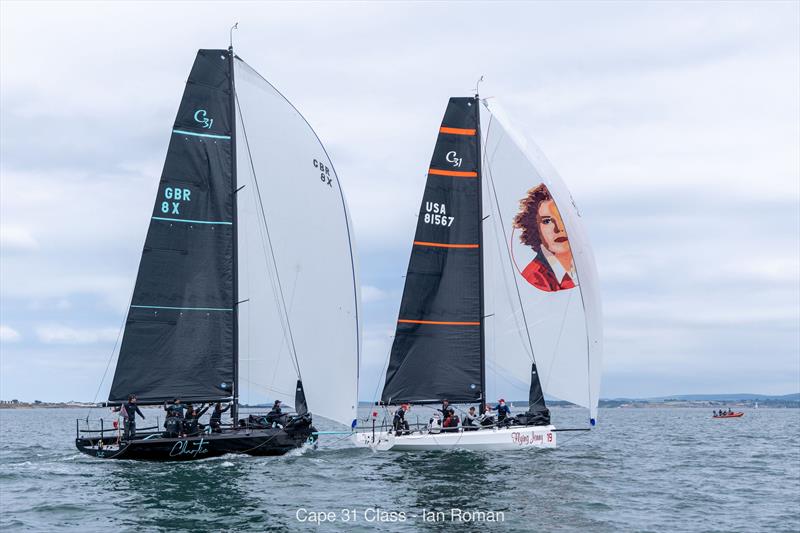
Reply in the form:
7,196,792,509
193,109,214,129
161,187,192,215
445,151,462,168
313,158,333,187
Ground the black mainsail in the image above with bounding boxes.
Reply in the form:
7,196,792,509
382,97,484,404
109,50,236,405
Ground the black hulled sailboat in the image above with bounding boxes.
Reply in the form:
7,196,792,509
76,47,360,461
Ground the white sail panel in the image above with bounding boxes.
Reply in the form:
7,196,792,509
481,101,602,421
234,58,360,427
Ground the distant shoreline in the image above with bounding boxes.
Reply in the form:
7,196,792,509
1,399,798,409
0,402,100,409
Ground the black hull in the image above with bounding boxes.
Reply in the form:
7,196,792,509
75,427,312,461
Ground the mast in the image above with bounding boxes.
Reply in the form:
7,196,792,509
229,45,239,423
475,93,486,416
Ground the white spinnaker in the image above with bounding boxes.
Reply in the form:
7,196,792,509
234,58,360,427
481,100,602,422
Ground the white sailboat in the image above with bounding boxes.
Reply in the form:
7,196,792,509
355,94,602,451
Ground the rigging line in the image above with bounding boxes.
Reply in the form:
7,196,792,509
238,130,295,393
245,173,296,394
86,261,140,422
369,340,394,411
483,113,539,369
265,267,302,396
235,91,303,381
237,378,294,398
543,289,573,395
558,429,590,447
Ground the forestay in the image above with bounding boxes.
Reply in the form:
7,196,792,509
481,100,602,422
233,58,360,427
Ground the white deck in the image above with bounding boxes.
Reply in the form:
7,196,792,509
353,425,557,451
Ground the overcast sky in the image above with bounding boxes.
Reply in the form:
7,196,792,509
1,1,798,403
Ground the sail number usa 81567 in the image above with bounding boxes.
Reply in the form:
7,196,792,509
424,202,454,227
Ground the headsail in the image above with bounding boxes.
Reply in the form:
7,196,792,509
233,58,360,427
109,50,236,404
481,100,603,421
381,97,484,404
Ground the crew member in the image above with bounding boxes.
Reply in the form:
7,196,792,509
463,406,479,430
393,404,410,436
438,399,451,418
163,398,185,437
209,402,231,433
480,404,495,427
266,400,285,427
496,399,511,425
184,403,210,436
164,398,185,418
114,394,145,441
442,408,460,431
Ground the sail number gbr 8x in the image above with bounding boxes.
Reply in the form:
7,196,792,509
160,187,192,215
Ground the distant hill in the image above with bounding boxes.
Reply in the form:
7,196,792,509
359,393,799,406
644,393,800,402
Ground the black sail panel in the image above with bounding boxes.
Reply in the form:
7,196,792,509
381,97,482,404
528,363,547,413
109,50,235,404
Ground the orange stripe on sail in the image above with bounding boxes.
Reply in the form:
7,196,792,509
439,126,476,136
398,319,481,326
428,168,478,178
413,241,479,249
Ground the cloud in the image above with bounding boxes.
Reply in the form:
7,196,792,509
0,325,21,342
0,225,38,251
361,285,388,304
26,299,72,311
1,1,798,401
35,325,120,345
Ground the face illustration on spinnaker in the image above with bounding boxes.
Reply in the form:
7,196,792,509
511,183,577,292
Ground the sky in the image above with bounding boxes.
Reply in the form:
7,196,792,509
1,1,798,403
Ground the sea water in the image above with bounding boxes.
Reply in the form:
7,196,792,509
1,407,798,532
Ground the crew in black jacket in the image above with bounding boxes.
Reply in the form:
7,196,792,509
393,404,410,436
210,402,231,433
115,394,145,441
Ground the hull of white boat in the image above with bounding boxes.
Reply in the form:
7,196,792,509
353,425,557,451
